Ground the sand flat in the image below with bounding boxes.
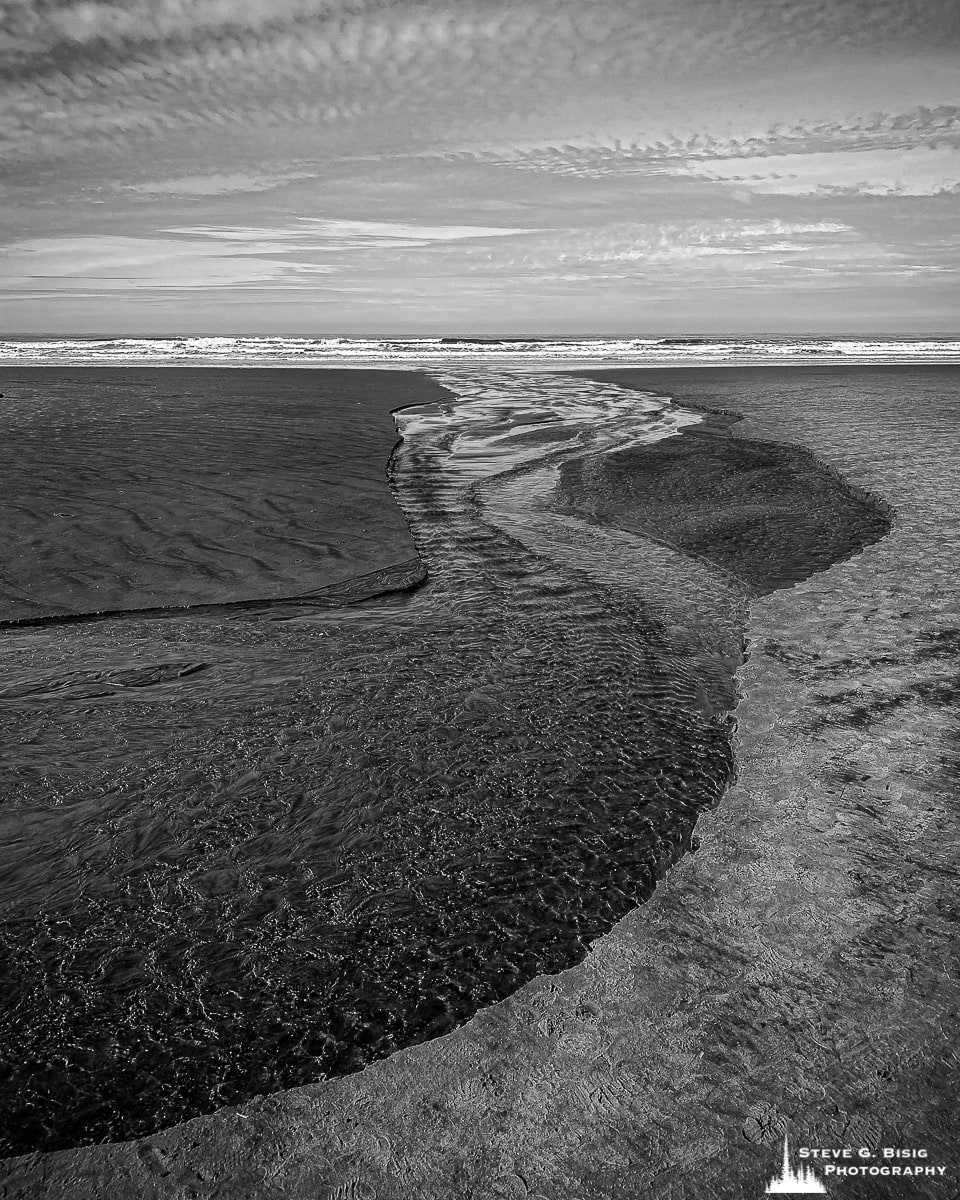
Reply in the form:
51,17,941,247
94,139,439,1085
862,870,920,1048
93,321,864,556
1,365,958,1198
0,368,444,620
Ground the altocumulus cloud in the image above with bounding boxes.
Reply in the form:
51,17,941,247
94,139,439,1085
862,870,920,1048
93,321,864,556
477,219,872,275
2,0,959,332
122,170,318,197
3,0,959,163
448,106,960,192
679,145,960,197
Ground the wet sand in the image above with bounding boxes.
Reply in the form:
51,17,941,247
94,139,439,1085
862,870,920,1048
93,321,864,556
1,371,748,1154
0,368,442,622
555,409,891,595
2,365,958,1199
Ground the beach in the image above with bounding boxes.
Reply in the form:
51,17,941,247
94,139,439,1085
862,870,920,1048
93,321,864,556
0,368,441,622
1,364,958,1198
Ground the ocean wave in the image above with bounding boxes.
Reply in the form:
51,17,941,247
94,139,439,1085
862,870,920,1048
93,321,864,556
1,335,959,366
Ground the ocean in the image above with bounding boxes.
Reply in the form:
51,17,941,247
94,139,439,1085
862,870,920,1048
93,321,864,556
1,333,959,368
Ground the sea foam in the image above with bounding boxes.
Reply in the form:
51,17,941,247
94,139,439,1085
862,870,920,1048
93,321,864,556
1,334,959,367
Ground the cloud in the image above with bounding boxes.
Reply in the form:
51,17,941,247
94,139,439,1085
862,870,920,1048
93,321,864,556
0,6,531,159
4,1,959,166
4,215,945,309
470,219,875,277
122,170,317,196
21,0,351,48
0,234,336,292
447,105,960,182
677,145,960,196
0,219,536,297
167,218,537,248
3,1,959,333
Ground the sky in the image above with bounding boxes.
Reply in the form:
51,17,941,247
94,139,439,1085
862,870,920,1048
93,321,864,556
1,0,958,335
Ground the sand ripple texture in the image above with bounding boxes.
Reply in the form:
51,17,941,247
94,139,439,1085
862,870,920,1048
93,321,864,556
0,371,738,1154
0,368,433,621
0,367,896,1177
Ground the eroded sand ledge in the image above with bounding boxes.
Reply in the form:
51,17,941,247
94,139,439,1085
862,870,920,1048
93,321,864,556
3,366,958,1199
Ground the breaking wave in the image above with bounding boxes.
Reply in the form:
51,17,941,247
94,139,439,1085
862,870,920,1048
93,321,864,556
2,334,959,367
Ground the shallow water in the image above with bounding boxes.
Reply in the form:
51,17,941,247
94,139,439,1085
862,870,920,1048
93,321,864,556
0,367,894,1155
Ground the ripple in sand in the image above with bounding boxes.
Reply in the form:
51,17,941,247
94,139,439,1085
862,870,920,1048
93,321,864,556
0,368,893,1155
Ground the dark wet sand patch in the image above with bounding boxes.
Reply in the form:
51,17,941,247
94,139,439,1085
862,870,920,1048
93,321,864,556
0,368,446,621
556,418,892,595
